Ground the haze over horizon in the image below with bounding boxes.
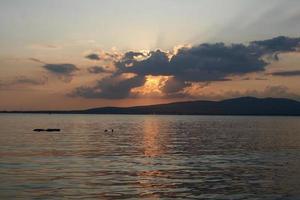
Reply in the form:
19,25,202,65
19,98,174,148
1,0,300,110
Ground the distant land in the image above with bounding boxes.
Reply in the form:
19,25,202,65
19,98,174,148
1,97,300,116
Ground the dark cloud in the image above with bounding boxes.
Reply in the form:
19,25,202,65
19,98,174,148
116,50,170,75
161,77,191,94
271,70,300,77
251,36,300,53
43,63,78,75
29,58,78,82
28,58,79,76
42,63,78,82
29,58,78,76
72,36,300,99
169,43,266,81
87,66,112,74
123,51,146,60
85,53,100,61
71,75,146,99
251,36,300,61
118,37,300,82
119,43,267,82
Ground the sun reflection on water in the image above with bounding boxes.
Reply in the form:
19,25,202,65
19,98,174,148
142,118,165,157
135,118,171,199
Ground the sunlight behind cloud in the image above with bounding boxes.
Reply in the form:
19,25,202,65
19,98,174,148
132,75,169,96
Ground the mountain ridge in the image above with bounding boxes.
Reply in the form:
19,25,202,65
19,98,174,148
1,97,300,116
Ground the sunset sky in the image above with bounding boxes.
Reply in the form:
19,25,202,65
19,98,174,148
1,0,300,110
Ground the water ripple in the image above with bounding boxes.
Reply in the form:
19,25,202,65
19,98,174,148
0,114,300,199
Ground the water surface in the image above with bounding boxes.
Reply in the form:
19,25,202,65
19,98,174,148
0,114,300,199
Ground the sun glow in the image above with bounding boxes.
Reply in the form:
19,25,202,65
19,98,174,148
132,75,169,96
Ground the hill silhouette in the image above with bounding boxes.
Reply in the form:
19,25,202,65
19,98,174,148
2,97,300,116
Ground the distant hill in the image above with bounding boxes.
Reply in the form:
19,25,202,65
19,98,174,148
2,97,300,116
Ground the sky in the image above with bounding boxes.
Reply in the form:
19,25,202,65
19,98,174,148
0,0,300,110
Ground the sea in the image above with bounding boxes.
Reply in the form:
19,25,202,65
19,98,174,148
0,114,299,199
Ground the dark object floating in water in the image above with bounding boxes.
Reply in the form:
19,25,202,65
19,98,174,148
33,129,44,132
33,128,61,132
104,129,114,132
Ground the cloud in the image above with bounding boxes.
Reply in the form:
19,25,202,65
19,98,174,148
251,36,300,60
271,70,300,77
225,85,300,101
116,50,170,76
42,63,78,82
170,43,266,81
242,77,267,81
117,44,269,83
72,36,300,99
85,53,100,61
13,76,47,85
0,76,46,90
123,51,147,60
251,36,300,52
84,50,123,62
71,75,146,99
161,77,191,94
29,58,78,75
186,85,300,102
28,57,46,64
118,37,300,82
43,63,78,75
29,58,79,82
87,66,113,74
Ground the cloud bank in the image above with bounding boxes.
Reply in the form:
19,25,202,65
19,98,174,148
72,36,300,99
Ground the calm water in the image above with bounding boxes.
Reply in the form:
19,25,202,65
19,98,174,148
0,114,300,200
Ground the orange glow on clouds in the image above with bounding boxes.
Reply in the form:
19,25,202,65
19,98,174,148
132,75,169,96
